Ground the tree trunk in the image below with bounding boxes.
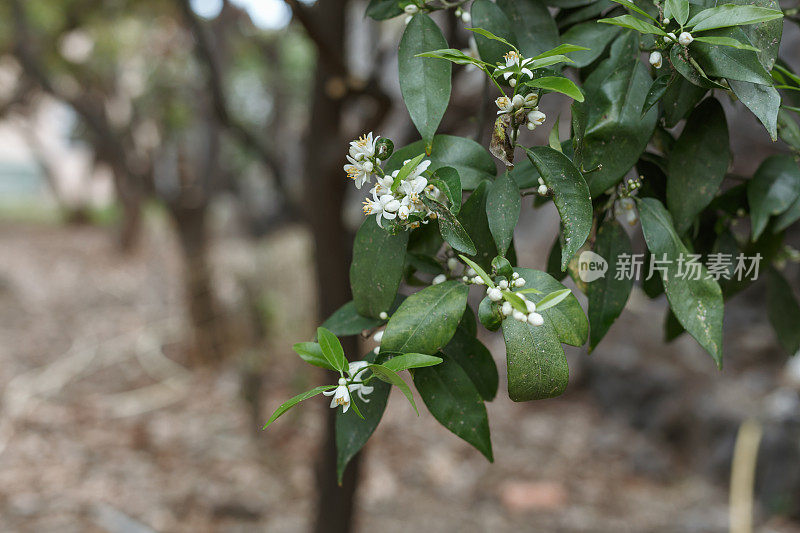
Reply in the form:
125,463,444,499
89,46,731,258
170,203,226,364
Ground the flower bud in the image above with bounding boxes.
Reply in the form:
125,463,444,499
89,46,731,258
527,122,537,131
664,32,676,43
498,279,509,290
404,4,419,15
678,32,693,46
513,310,527,322
648,51,663,69
527,312,544,326
379,311,388,320
662,17,670,24
524,93,539,107
473,276,484,285
525,300,536,313
512,272,519,280
512,94,525,109
501,301,513,316
538,184,548,196
447,257,460,272
373,330,384,342
487,287,503,301
432,273,447,285
466,268,476,276
509,78,517,88
528,109,546,126
514,277,526,287
338,377,348,386
375,138,394,160
461,11,471,23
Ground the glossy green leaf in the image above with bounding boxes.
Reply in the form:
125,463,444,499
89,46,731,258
693,36,759,51
526,147,592,270
336,351,390,483
729,81,780,141
317,327,348,373
514,268,588,346
535,289,572,311
384,353,444,372
381,281,469,355
766,268,800,355
422,195,476,255
321,301,384,337
669,42,726,89
637,198,724,366
263,385,336,429
416,48,489,67
368,363,419,414
502,315,568,401
293,342,336,371
497,0,559,57
486,171,520,257
431,166,462,214
385,135,496,190
607,0,660,21
365,0,403,20
391,154,426,193
399,14,451,152
524,76,585,102
662,75,707,127
459,254,495,287
666,97,730,235
686,4,783,31
641,74,672,116
665,0,689,25
350,216,410,318
691,27,773,86
598,15,666,35
470,0,517,66
587,219,633,350
560,23,620,68
442,329,499,401
458,181,497,271
413,356,493,460
748,154,800,240
478,295,504,331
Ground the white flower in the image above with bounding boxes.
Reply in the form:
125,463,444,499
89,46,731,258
373,330,384,343
662,17,670,24
397,204,410,220
379,311,388,320
323,378,352,412
512,272,519,280
466,268,476,276
527,312,544,326
501,301,513,316
347,361,374,403
498,280,509,289
499,50,534,82
344,157,373,189
524,93,539,107
664,32,676,43
527,109,546,126
512,94,525,109
432,273,447,285
472,276,485,285
525,300,536,313
487,287,503,301
496,96,513,114
678,32,693,46
461,11,471,23
513,310,527,322
649,51,663,69
538,184,548,195
514,277,526,287
462,276,469,282
404,4,419,14
363,194,401,227
349,132,378,161
399,175,428,205
447,257,460,272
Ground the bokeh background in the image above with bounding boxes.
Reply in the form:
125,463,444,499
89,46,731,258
1,1,799,532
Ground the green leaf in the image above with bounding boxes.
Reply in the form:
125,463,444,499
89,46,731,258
384,353,444,372
293,342,336,371
642,74,672,116
731,80,780,142
665,0,689,25
470,0,517,66
497,0,559,57
263,385,336,429
666,97,730,235
532,43,591,59
365,0,403,20
528,55,576,69
686,4,783,32
385,135,496,190
430,166,462,214
478,295,503,331
502,290,530,314
662,76,708,127
598,15,667,36
367,363,419,414
524,76,585,102
486,171,521,257
350,216,410,318
336,351,390,484
412,356,493,460
637,198,724,366
502,315,568,401
580,40,659,196
513,268,588,346
441,329,499,401
691,27,773,86
381,281,469,355
321,301,384,337
535,289,572,311
669,43,727,89
459,254,494,287
692,36,759,51
416,48,489,67
317,327,348,373
391,153,426,193
458,181,497,271
399,14,452,152
747,154,800,240
587,219,633,350
607,0,660,21
525,147,592,270
422,195,477,255
560,23,620,68
766,268,800,355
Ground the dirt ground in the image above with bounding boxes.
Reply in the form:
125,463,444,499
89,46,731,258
0,219,798,533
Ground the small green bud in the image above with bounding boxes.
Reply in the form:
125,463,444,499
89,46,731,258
375,138,394,160
491,256,513,279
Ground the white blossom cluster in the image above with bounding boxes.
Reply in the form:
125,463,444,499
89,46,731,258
494,51,534,88
495,91,546,131
464,271,544,327
323,360,374,413
344,132,444,229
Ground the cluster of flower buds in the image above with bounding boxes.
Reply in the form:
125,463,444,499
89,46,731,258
664,31,693,46
614,175,642,226
345,132,443,229
537,177,549,196
495,92,546,131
